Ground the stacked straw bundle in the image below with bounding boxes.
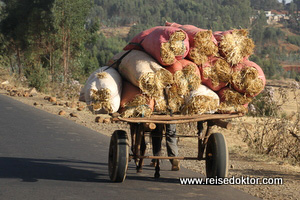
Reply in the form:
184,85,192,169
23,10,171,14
119,81,154,118
182,84,220,115
124,26,189,66
214,29,255,65
80,23,266,117
166,22,219,65
200,57,232,91
231,60,266,97
217,87,252,114
110,50,173,98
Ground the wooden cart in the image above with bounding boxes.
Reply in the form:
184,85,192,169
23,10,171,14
108,113,243,182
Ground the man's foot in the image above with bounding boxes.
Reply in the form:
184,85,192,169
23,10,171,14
171,159,180,171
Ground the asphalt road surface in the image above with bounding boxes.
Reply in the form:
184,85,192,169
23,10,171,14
0,94,260,200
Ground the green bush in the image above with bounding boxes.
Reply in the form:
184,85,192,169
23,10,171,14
24,65,48,92
287,36,300,46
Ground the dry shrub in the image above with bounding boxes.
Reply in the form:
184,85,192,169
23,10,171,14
239,83,300,165
48,79,82,102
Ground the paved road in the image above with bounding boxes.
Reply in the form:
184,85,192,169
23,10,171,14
0,94,260,200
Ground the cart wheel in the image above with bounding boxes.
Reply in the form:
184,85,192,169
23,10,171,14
205,133,228,178
108,130,129,182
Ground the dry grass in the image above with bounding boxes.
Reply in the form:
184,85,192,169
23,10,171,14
166,85,185,113
221,88,253,105
217,88,252,114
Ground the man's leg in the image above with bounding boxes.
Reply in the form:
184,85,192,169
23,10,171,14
165,124,180,171
166,123,178,157
150,124,164,166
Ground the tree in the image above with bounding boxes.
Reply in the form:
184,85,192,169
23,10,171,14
51,0,91,82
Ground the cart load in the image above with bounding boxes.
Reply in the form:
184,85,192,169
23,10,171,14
81,23,265,117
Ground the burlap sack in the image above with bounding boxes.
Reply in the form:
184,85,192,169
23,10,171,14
111,50,172,98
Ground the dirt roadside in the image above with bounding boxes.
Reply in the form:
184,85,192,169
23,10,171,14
0,83,299,200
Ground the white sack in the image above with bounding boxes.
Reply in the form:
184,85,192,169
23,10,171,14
80,66,122,113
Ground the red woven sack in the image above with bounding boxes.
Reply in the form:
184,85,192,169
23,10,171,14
231,60,266,97
142,26,189,66
200,57,231,91
165,59,200,77
118,81,154,113
123,26,161,51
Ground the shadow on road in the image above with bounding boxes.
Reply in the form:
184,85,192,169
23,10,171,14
0,157,207,184
0,157,110,183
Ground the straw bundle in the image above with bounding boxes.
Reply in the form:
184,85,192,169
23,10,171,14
185,28,218,65
201,57,232,91
173,70,189,96
81,66,122,113
183,84,220,115
217,87,252,114
218,87,252,105
166,59,201,96
165,22,218,65
90,88,112,112
165,85,185,113
218,102,249,114
121,95,153,118
140,26,189,66
119,81,154,118
214,29,255,65
111,50,173,98
231,60,266,97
